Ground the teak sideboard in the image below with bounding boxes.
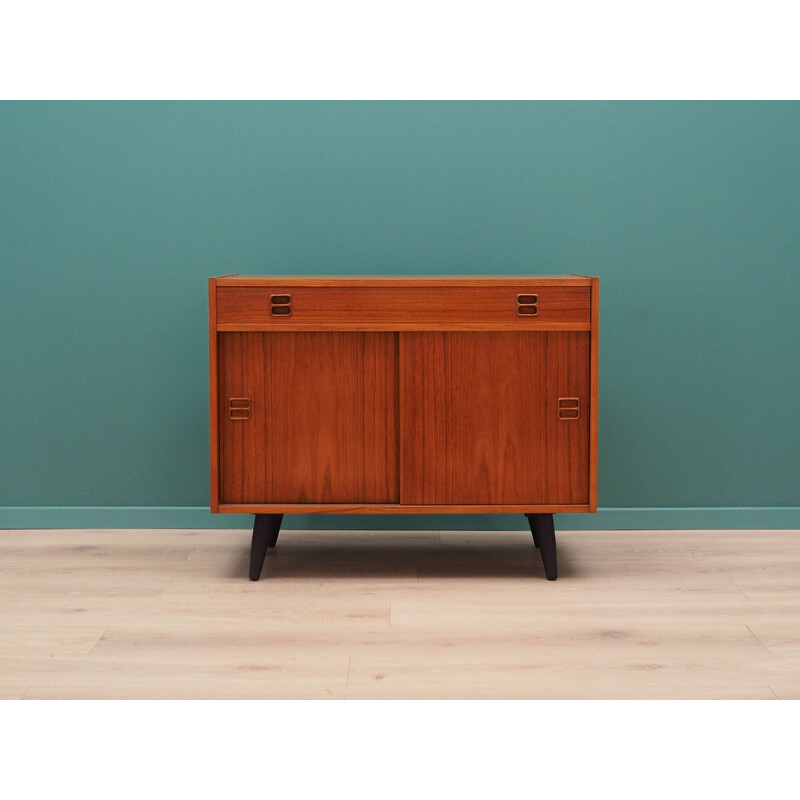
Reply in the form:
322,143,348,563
209,275,598,580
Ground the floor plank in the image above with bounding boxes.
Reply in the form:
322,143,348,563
0,528,798,699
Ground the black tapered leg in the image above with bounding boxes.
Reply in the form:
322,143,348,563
267,525,280,548
249,514,283,580
525,514,557,580
249,515,270,581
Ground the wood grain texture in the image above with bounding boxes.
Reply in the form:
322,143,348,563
400,331,590,505
208,278,219,512
216,503,592,514
215,285,590,327
3,528,798,699
217,321,590,332
218,332,399,504
589,277,599,512
210,276,598,515
216,275,594,287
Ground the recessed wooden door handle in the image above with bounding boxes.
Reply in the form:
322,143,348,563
558,397,579,419
229,397,251,420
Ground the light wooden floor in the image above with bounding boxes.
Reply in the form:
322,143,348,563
1,528,798,699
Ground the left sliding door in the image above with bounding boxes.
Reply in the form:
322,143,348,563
218,331,399,504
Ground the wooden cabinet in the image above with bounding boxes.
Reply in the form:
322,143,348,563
209,275,598,580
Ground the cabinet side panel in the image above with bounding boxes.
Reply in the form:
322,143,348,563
589,277,599,511
209,278,219,512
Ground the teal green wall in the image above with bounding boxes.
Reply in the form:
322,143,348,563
1,102,798,529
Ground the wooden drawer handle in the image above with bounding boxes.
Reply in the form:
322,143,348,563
517,293,538,316
270,294,292,316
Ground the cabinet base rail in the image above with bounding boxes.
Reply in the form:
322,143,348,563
248,513,557,581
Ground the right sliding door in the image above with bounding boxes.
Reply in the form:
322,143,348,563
400,331,590,506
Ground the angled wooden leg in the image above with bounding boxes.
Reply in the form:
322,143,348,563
249,514,283,580
525,514,557,580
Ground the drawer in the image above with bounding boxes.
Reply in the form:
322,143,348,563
215,285,591,327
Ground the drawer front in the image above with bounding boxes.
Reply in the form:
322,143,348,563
216,285,591,326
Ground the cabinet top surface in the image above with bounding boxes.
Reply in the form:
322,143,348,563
213,274,596,286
